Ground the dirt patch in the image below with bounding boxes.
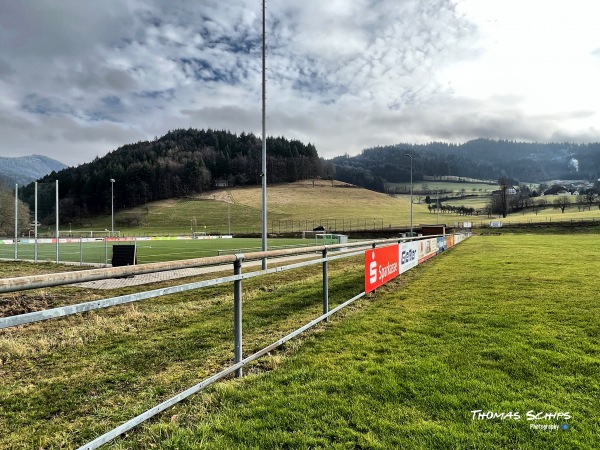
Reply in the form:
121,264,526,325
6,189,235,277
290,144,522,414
0,294,55,318
151,198,180,207
194,190,233,203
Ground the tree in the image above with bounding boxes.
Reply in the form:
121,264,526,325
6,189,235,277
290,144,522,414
0,182,30,236
553,196,571,214
584,188,597,211
19,128,322,215
498,176,510,218
483,203,493,218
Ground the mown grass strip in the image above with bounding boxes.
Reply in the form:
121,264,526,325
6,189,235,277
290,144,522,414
101,235,597,450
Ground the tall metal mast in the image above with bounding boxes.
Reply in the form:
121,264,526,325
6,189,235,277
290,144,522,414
261,0,267,269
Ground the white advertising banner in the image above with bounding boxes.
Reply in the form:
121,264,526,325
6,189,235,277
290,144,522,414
418,238,438,263
399,241,419,274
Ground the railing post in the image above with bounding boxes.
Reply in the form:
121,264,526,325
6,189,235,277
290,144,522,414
234,254,244,377
322,248,329,323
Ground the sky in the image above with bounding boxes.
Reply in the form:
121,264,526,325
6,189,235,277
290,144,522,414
1,0,600,167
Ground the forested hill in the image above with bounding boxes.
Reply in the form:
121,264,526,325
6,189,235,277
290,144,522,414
0,155,66,185
21,128,321,220
332,139,600,191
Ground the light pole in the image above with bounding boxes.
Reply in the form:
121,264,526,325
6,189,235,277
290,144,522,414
110,178,115,236
260,0,268,270
436,186,439,224
405,154,413,236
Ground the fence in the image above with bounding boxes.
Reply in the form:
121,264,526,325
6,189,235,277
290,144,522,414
216,242,316,256
0,233,471,449
271,218,386,233
0,238,122,266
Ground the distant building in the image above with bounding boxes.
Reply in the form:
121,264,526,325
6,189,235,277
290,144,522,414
215,179,228,188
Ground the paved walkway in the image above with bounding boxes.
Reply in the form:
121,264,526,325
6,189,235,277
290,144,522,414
74,253,322,290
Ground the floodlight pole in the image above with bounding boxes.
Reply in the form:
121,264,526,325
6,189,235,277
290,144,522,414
261,0,267,270
406,154,413,236
436,186,439,224
34,182,38,262
14,184,18,260
110,178,115,236
55,180,59,263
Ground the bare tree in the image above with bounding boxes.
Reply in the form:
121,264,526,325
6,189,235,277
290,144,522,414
553,196,571,214
483,202,493,218
584,189,597,211
498,176,510,218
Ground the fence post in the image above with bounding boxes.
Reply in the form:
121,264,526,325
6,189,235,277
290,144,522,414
105,239,108,266
80,237,83,266
234,255,244,377
322,248,329,323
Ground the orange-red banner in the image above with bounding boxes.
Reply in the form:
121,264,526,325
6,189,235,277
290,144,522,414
365,245,399,293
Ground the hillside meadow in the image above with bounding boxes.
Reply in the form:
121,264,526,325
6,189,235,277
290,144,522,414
49,180,467,236
22,179,600,238
0,234,598,449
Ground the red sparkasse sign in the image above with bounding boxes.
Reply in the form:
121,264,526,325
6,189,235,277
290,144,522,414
365,245,400,293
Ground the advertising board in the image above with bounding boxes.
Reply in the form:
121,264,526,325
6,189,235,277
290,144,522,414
399,241,419,274
365,245,399,293
437,236,447,253
418,238,438,263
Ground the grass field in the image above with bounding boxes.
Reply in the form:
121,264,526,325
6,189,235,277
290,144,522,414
1,234,598,449
443,195,491,209
388,180,499,194
0,238,314,265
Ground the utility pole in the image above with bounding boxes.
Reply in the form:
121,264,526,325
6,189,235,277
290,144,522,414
14,184,18,260
436,186,439,224
405,154,413,236
110,178,115,236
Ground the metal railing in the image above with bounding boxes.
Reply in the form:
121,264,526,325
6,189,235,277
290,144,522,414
0,234,470,449
217,242,316,256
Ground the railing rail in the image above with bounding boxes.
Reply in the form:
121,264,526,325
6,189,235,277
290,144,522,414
1,233,470,449
0,238,397,294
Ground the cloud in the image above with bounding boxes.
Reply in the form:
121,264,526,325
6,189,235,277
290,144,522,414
0,0,599,166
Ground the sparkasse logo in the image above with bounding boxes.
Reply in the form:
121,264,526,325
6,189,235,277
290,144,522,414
365,245,399,293
369,251,377,284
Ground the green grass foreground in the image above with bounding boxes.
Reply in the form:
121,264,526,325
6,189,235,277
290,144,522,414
1,235,598,449
108,234,598,449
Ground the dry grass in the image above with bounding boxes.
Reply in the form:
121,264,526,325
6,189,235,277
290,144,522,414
231,180,407,222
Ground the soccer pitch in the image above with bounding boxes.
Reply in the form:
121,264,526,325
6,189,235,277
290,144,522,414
0,238,315,265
